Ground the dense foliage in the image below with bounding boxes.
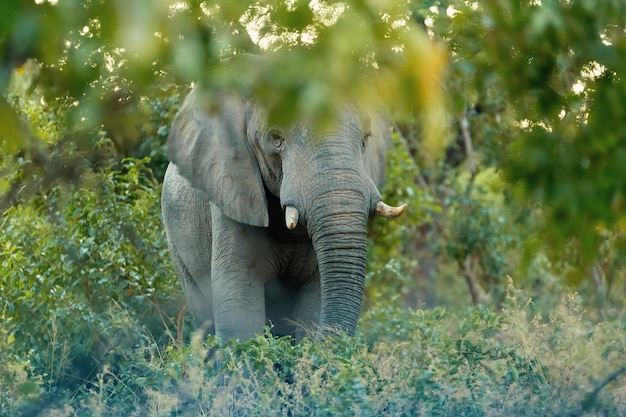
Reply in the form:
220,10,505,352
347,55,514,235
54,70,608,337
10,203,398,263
2,277,624,415
1,0,626,416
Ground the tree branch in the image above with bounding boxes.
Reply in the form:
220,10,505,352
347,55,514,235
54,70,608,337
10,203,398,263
461,254,490,305
569,366,626,416
459,114,476,178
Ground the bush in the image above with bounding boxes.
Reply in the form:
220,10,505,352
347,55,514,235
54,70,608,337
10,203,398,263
1,149,624,415
0,318,41,416
16,283,625,416
367,132,441,307
0,158,183,394
132,84,183,182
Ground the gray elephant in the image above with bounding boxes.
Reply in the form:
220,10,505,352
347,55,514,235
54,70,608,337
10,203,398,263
161,82,406,342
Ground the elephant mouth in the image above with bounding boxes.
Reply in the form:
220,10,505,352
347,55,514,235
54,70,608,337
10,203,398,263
283,200,407,230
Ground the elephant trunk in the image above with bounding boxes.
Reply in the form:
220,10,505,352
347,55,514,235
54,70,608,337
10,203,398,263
307,172,369,336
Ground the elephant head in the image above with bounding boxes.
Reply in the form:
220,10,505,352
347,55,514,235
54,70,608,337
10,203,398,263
166,84,405,337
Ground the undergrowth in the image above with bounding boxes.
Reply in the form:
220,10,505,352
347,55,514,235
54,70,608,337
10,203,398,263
3,281,624,416
1,159,624,416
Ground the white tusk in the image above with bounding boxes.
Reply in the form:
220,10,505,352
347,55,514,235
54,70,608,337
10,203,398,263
375,201,407,218
285,206,300,230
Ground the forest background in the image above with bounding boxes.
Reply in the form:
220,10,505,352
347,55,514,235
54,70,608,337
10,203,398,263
1,0,625,415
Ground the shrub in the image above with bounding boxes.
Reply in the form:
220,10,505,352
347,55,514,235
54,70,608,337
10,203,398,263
0,158,182,394
0,317,42,417
17,283,625,416
367,132,440,307
133,85,183,181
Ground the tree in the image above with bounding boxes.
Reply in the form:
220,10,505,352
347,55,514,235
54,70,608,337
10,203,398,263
0,0,448,209
432,0,626,257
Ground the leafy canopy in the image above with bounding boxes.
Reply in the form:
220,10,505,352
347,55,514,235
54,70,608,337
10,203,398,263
0,0,447,151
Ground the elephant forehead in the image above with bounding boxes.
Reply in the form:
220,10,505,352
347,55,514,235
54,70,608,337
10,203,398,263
292,113,367,139
247,101,365,132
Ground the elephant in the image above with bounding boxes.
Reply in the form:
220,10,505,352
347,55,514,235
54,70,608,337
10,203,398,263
161,80,406,342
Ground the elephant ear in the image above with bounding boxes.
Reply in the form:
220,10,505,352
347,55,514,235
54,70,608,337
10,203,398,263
167,87,269,227
363,112,392,188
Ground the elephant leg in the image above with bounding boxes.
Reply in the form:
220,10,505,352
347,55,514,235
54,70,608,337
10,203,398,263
167,237,214,334
293,279,321,340
162,164,214,334
210,204,277,341
265,278,301,337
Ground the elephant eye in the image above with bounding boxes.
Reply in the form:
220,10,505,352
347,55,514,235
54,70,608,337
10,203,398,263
269,129,284,150
362,132,372,151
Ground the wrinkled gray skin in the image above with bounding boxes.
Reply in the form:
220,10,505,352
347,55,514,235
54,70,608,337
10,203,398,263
162,85,401,341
